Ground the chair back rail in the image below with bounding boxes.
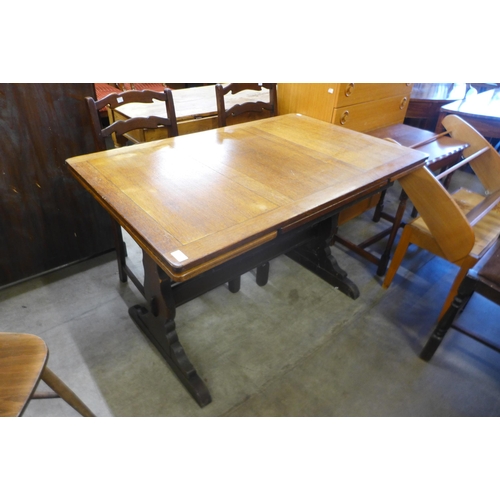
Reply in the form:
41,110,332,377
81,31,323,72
215,83,277,128
442,114,500,193
86,88,178,150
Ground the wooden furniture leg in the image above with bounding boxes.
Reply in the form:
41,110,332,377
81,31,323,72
128,252,212,407
376,190,409,276
111,218,128,284
420,276,475,361
287,216,359,299
227,276,241,293
256,262,270,286
41,366,96,417
436,256,477,320
382,224,413,289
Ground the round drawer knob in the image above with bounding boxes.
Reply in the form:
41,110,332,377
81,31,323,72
399,97,408,110
345,83,355,97
340,110,350,125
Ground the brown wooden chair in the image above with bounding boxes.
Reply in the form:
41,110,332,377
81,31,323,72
420,238,500,361
215,83,277,128
86,89,179,291
215,83,277,290
0,332,95,417
87,88,178,150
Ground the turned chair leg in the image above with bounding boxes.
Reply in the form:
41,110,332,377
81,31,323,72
436,259,476,321
420,274,475,361
41,367,95,417
228,276,241,293
256,262,270,286
383,226,412,289
111,219,128,283
372,189,387,222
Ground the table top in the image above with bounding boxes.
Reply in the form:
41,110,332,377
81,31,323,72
367,123,468,167
115,84,270,122
67,114,427,281
441,88,500,121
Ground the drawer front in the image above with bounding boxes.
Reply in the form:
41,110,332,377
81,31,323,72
332,94,410,132
335,83,412,107
277,83,339,122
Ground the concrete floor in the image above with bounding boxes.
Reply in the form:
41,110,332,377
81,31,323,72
2,170,500,417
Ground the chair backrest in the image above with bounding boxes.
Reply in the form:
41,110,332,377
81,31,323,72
442,114,500,194
86,88,178,151
399,166,476,263
215,83,277,127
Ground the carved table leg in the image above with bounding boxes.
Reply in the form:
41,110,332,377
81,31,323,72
129,252,212,407
287,216,360,299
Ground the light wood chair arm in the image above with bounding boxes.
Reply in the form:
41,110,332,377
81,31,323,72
435,146,490,181
399,167,475,263
442,114,500,193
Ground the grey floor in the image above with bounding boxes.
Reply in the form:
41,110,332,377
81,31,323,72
2,170,500,417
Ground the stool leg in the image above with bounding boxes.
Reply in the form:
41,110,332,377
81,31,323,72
420,275,475,361
41,367,95,417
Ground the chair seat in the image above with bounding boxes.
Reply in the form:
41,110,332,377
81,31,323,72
0,333,47,417
410,188,500,259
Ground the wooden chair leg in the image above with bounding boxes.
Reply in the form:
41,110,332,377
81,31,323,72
228,276,241,293
372,189,387,222
382,226,412,289
41,366,95,417
111,219,128,283
256,262,270,286
420,274,476,361
436,257,477,321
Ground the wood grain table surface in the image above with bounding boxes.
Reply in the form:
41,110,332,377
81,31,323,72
67,114,427,282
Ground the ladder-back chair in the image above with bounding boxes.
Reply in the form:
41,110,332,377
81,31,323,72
215,83,278,290
215,83,277,128
86,89,178,292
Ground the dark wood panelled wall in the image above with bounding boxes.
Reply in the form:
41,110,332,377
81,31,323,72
0,84,114,288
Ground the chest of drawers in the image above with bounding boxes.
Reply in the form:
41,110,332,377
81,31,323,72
277,83,413,131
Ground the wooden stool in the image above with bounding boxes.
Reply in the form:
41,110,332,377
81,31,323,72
420,238,500,361
0,332,95,417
